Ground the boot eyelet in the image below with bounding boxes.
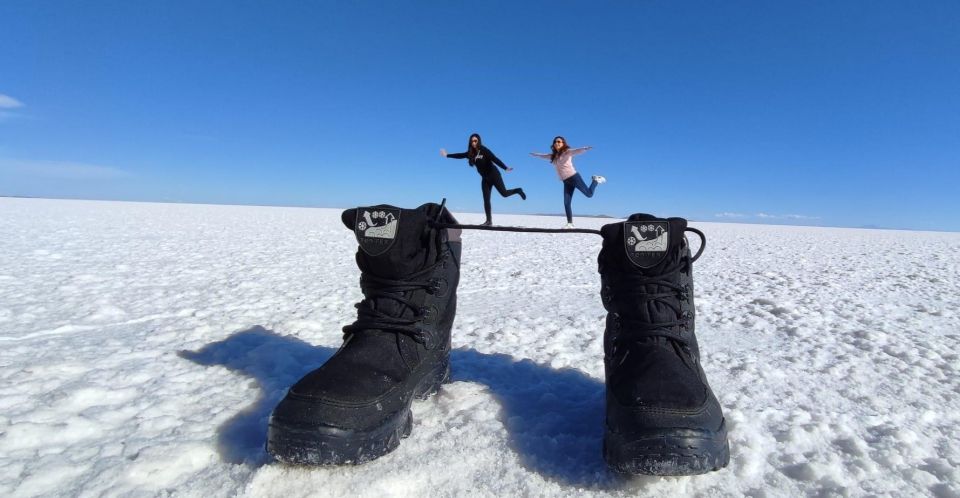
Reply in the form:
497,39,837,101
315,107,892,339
419,306,438,324
416,328,437,350
602,285,613,304
433,278,448,297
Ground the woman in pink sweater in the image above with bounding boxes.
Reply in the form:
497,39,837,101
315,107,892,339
530,136,606,228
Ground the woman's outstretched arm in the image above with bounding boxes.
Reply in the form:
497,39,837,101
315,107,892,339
486,148,512,171
441,148,469,159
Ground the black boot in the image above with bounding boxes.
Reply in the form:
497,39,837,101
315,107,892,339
598,214,729,475
267,203,461,465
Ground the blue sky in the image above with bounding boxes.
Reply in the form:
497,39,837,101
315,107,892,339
2,1,958,231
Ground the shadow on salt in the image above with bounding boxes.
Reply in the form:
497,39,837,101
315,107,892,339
180,326,640,488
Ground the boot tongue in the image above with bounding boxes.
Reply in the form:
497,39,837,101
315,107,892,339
341,204,435,278
600,213,687,274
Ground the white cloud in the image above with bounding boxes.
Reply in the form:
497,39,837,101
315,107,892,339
0,94,24,109
715,212,821,221
757,213,822,220
0,158,132,180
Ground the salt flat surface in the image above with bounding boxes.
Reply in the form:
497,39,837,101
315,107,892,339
0,198,958,497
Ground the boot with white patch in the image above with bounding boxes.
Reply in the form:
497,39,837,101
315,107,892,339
267,203,461,465
598,214,729,475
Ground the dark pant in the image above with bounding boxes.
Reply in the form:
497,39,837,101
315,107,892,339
481,171,523,223
562,173,597,223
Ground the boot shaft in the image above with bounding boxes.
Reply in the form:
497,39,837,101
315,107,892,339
341,202,461,353
343,204,460,279
598,214,701,358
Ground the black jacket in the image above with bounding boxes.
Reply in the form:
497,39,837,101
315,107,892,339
447,145,508,177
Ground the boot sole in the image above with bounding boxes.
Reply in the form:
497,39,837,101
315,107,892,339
603,420,730,476
267,359,450,465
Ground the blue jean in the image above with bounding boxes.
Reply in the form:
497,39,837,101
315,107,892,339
562,173,597,223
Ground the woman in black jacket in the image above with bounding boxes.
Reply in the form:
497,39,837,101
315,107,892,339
441,133,526,226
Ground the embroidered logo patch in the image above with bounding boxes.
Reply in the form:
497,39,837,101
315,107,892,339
624,221,669,268
354,207,401,256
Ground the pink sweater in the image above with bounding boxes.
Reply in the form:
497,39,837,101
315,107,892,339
531,147,590,181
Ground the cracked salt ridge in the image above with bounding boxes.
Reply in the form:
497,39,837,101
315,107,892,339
0,197,959,497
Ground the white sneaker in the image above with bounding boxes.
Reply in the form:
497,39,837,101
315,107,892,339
563,222,575,229
592,175,606,184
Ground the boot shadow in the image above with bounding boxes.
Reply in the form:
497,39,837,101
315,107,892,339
178,325,336,466
180,329,621,488
451,348,613,487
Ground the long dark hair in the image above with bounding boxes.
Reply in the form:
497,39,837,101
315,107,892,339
467,133,482,165
550,136,569,163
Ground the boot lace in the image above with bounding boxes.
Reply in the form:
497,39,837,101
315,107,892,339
428,199,604,236
611,228,705,348
342,261,444,346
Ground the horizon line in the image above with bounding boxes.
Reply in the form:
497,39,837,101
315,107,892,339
0,194,952,234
